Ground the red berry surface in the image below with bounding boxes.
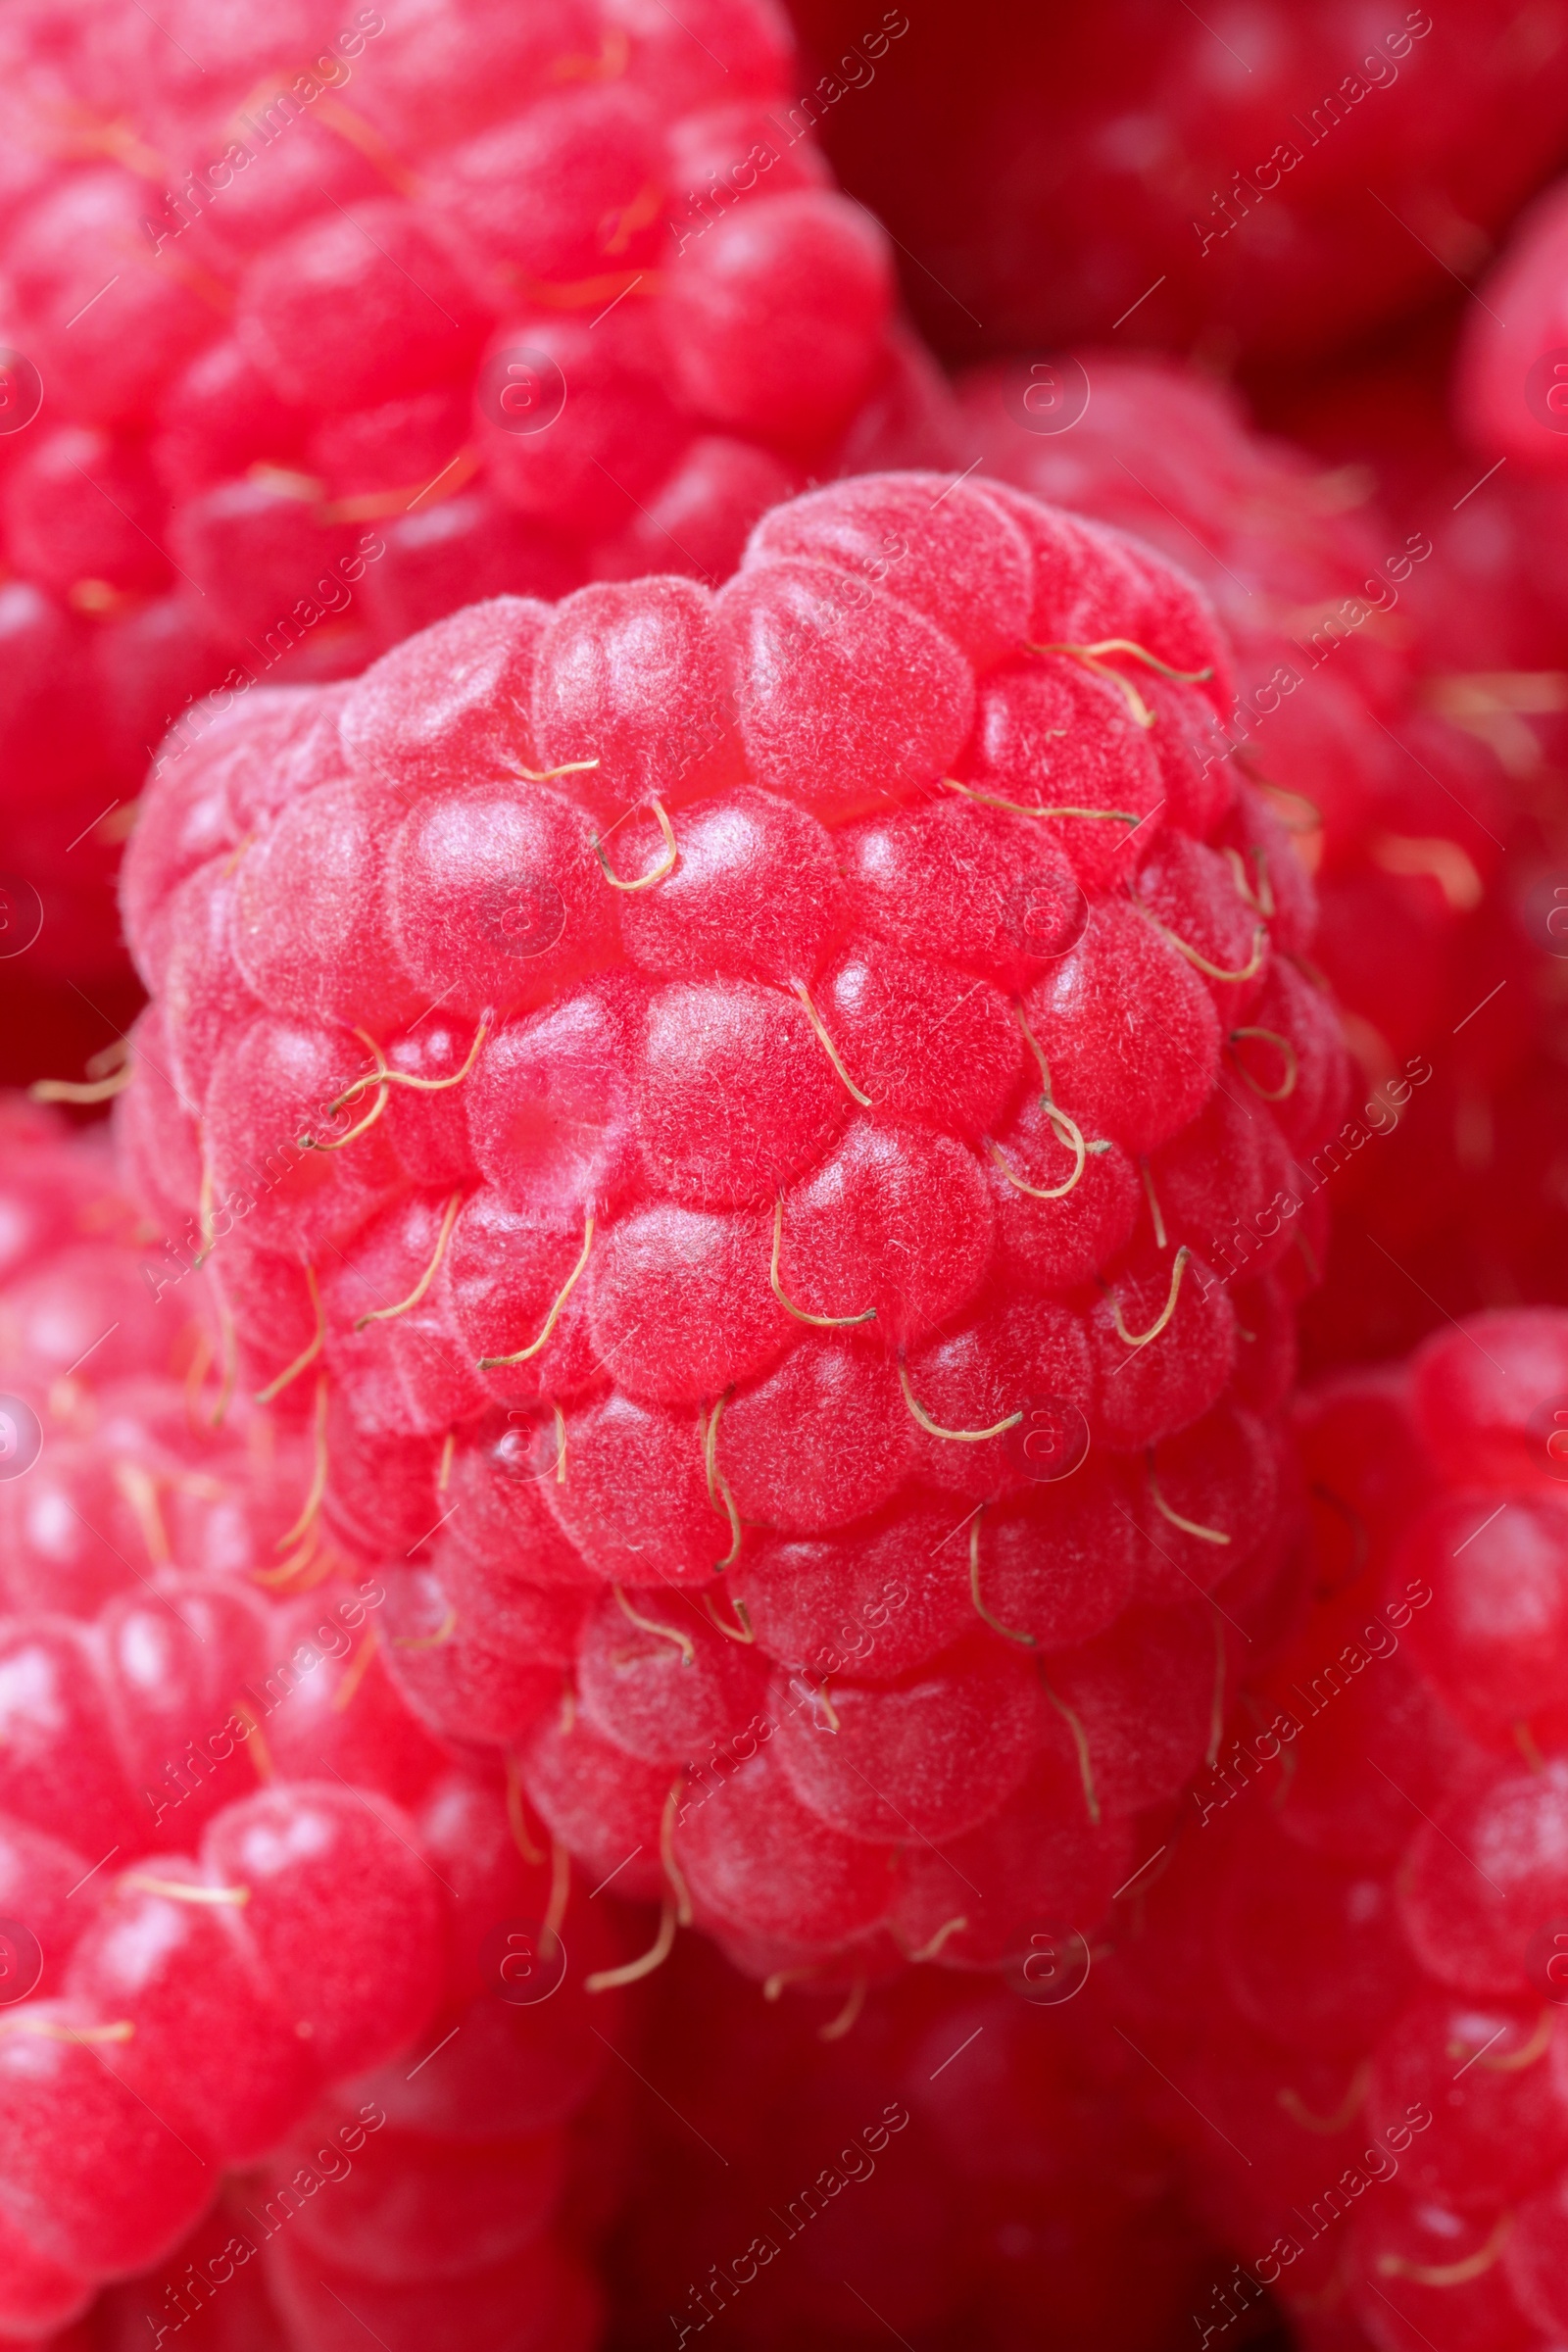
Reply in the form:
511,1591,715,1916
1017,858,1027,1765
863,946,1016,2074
1459,174,1568,474
1268,327,1568,1367
960,350,1542,1377
0,0,959,994
118,470,1344,1983
1106,1307,1568,2352
0,1105,646,2341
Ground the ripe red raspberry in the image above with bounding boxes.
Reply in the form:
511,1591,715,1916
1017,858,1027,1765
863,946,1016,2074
121,470,1344,1982
88,1763,643,2352
788,0,1568,367
1262,338,1568,1366
0,1103,648,2336
0,1099,341,1621
1103,1307,1568,2352
0,0,958,1003
960,351,1531,1378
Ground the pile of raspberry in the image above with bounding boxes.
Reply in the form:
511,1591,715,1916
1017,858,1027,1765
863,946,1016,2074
1107,1307,1568,2352
606,1930,1241,2350
0,0,956,982
959,351,1522,1370
118,467,1346,1991
788,0,1568,364
0,1105,645,2345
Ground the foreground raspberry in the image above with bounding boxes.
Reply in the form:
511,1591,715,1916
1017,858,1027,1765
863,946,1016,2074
788,0,1568,365
0,1107,640,2342
1108,1308,1568,2352
0,0,956,989
121,470,1345,1982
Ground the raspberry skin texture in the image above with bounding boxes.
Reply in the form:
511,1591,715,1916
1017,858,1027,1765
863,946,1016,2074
1102,1309,1568,2352
122,472,1337,1975
963,347,1521,1379
0,1110,648,2322
0,0,962,993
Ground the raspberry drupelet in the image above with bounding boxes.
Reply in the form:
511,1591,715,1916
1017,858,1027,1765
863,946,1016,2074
120,469,1348,1984
1105,1308,1568,2352
0,0,959,988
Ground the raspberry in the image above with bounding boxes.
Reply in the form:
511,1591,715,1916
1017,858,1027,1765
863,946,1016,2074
1278,336,1568,1365
1102,1306,1568,2352
122,470,1342,1981
961,350,1522,1375
0,0,960,1008
789,0,1568,365
0,1105,648,2336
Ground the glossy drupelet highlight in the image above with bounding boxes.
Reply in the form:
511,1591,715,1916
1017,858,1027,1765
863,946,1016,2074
121,470,1347,1982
